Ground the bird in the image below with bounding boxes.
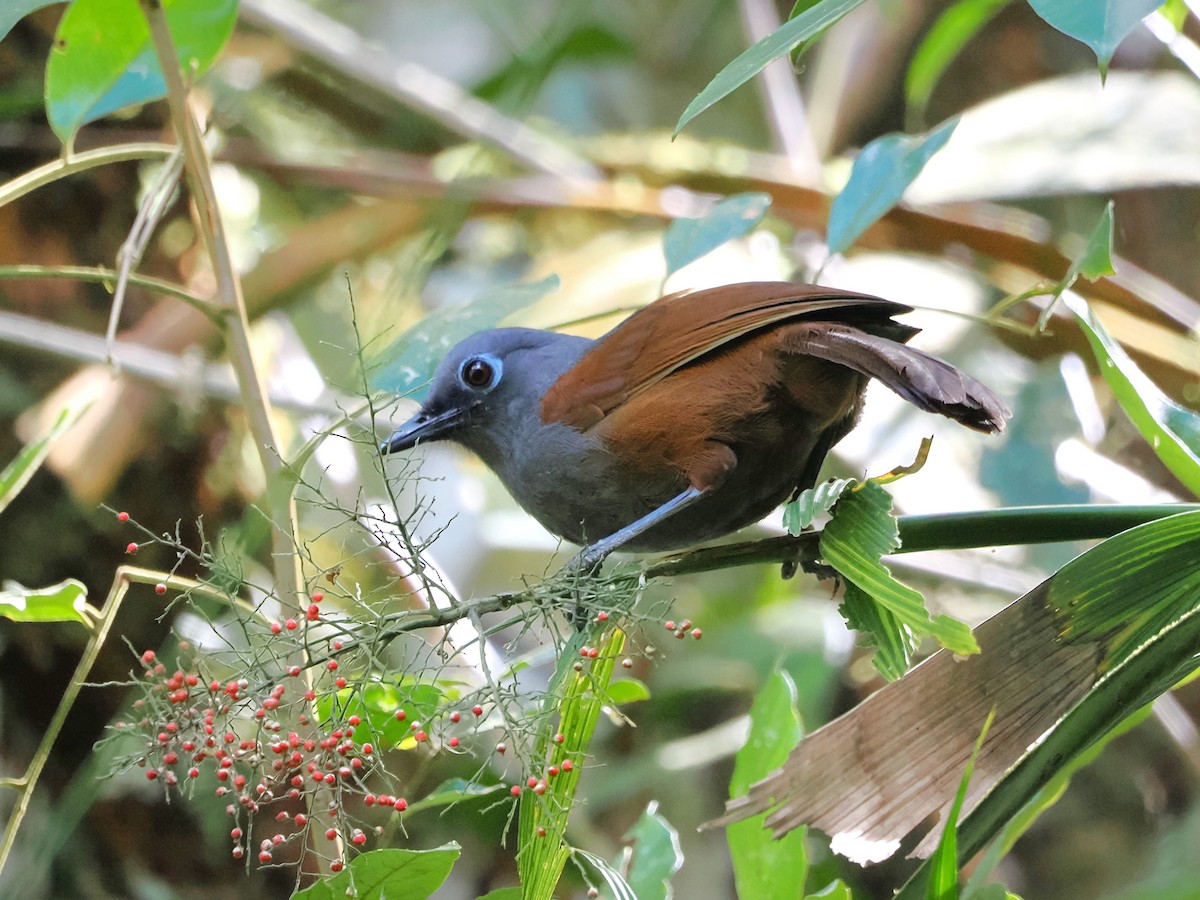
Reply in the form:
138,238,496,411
380,281,1010,568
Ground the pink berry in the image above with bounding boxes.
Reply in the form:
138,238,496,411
125,542,138,554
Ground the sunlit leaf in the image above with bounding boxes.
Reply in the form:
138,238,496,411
675,0,866,135
1028,0,1162,71
826,118,958,255
46,0,238,144
663,193,771,278
927,713,993,900
727,669,808,899
292,845,460,900
624,802,684,900
606,678,650,705
371,276,559,401
0,578,91,626
1075,201,1116,280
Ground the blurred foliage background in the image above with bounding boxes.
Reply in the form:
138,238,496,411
1,0,1199,897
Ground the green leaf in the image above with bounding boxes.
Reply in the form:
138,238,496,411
371,275,559,401
783,477,854,534
839,581,914,681
904,0,1011,127
606,678,651,705
826,118,958,255
927,712,994,900
0,1,62,45
0,406,78,516
0,578,91,626
821,481,979,674
1027,0,1163,71
476,889,522,900
727,669,808,899
399,778,505,816
786,0,829,61
46,0,238,145
624,802,684,900
1075,201,1116,280
663,193,771,277
806,882,853,900
1059,291,1200,497
674,0,867,135
292,845,460,900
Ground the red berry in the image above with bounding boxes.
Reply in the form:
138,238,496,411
327,661,338,671
691,628,702,640
258,850,272,863
511,785,522,796
394,709,406,721
527,776,539,788
125,542,138,554
449,712,461,723
335,677,347,689
231,827,243,840
537,827,547,837
553,733,565,744
448,736,460,748
307,604,319,621
311,592,323,603
285,619,298,631
294,813,307,827
472,705,483,716
496,742,506,755
145,770,158,781
596,611,609,622
562,760,574,771
351,830,366,845
361,743,373,755
116,511,130,522
364,794,376,807
414,730,427,742
141,650,156,663
394,798,408,811
330,860,344,872
665,620,676,631
270,622,282,634
154,583,166,595
325,828,337,841
348,715,360,726
548,766,559,777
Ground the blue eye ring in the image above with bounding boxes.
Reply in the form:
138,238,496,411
458,354,502,393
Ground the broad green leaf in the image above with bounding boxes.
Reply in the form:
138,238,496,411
46,0,238,144
624,802,684,900
827,118,958,255
0,578,90,626
839,581,913,681
476,890,521,900
784,477,854,533
927,713,994,900
727,670,808,900
292,845,460,900
0,407,78,516
371,275,559,401
1059,291,1200,497
1028,0,1162,71
398,778,505,816
821,481,979,671
905,0,1011,127
663,193,771,278
675,0,866,135
606,678,650,705
0,0,61,45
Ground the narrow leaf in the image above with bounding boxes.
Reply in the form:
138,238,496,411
905,0,1012,127
576,848,639,900
827,118,958,255
0,406,78,515
663,193,771,278
927,712,994,900
1060,291,1200,496
675,0,866,135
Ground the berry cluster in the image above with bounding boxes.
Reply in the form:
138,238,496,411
115,643,396,870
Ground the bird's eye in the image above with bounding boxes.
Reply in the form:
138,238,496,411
459,355,500,391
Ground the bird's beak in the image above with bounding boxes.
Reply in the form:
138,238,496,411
380,407,464,454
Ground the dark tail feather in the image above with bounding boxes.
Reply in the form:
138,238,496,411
790,324,1011,433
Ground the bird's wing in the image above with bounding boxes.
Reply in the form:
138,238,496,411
539,282,909,429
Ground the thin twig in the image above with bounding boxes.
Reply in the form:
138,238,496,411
0,143,176,209
0,264,216,318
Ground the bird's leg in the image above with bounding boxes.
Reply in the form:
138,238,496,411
567,486,707,574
